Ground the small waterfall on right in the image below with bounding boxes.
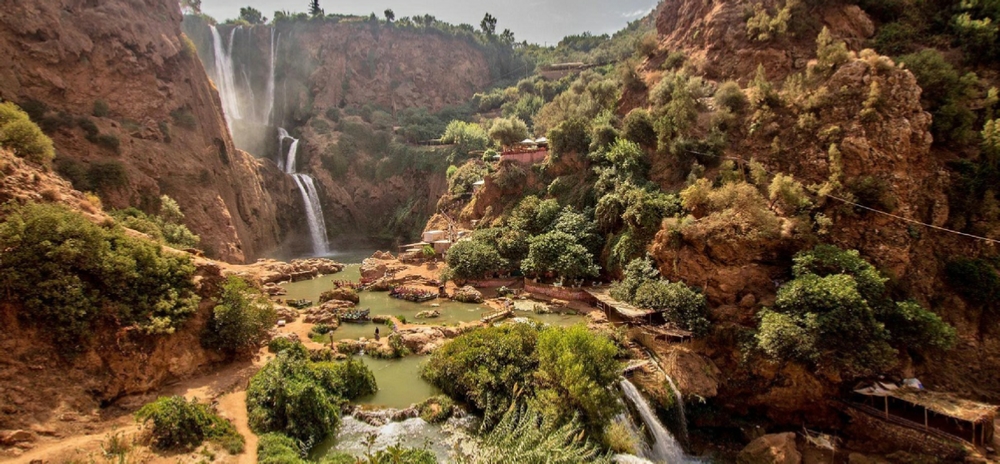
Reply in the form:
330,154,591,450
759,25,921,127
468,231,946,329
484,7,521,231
619,379,688,464
664,373,690,446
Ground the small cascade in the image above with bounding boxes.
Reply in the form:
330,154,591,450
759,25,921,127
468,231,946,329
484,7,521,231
620,379,687,464
209,26,242,128
664,373,690,446
280,127,329,256
263,29,276,125
292,174,330,256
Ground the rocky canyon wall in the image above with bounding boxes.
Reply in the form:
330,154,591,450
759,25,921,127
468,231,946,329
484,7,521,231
0,0,299,262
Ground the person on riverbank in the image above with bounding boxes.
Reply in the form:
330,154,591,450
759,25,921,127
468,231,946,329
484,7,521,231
375,326,380,341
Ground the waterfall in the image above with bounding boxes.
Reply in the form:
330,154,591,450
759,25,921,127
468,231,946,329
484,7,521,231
620,379,687,464
263,28,276,125
280,127,329,256
209,26,242,128
664,374,690,446
293,174,330,256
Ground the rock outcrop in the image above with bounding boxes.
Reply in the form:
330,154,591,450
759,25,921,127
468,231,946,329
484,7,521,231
738,432,802,464
0,0,299,262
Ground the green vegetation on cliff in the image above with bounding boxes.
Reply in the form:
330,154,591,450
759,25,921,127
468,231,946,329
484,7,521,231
0,202,199,354
0,102,55,164
202,275,277,356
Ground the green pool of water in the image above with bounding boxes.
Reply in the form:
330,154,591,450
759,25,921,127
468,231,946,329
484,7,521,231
357,356,440,409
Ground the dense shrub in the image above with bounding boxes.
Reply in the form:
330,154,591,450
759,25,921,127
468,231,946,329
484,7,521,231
87,160,130,192
445,239,509,280
548,117,590,156
945,258,1000,306
488,116,530,147
247,349,376,446
610,257,710,335
111,195,200,249
202,276,277,356
257,433,307,464
0,203,199,353
475,402,610,464
416,395,455,423
713,81,748,112
757,245,956,378
170,107,197,129
92,100,110,117
421,324,540,411
621,109,657,149
533,325,620,431
135,396,244,453
0,102,55,164
440,120,490,154
521,231,600,280
898,49,977,144
447,160,489,195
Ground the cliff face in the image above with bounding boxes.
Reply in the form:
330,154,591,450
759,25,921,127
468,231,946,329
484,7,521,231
0,0,298,262
637,0,1000,424
182,18,491,247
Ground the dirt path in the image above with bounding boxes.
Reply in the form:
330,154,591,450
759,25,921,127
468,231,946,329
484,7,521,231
9,358,263,464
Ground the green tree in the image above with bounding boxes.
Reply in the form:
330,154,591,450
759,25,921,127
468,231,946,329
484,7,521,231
239,6,265,24
421,324,540,411
533,325,620,432
481,13,497,36
203,276,277,356
441,120,490,154
488,116,529,148
308,0,322,17
384,8,395,22
622,108,657,149
521,231,600,280
445,239,509,280
247,350,376,446
548,117,591,156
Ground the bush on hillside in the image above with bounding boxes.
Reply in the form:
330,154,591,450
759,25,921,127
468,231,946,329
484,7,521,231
0,202,199,353
548,117,590,156
135,396,244,453
0,102,55,164
111,195,200,249
247,349,376,446
757,245,957,378
445,239,509,280
621,108,657,149
714,81,748,112
202,276,277,356
421,324,540,412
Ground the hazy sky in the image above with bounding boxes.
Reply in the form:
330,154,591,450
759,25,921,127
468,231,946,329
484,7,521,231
199,0,660,45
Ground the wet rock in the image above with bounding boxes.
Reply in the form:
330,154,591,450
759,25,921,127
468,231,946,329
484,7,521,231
452,286,483,303
661,347,722,399
738,432,801,464
320,287,359,304
415,310,441,319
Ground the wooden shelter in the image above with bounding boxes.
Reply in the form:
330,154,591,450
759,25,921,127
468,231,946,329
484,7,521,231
852,382,998,446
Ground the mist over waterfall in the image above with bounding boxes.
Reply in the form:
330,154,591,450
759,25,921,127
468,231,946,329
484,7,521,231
281,129,330,256
620,379,690,464
204,24,279,157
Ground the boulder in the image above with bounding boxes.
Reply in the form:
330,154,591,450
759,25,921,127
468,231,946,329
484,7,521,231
452,286,483,303
320,287,360,304
275,306,298,323
0,430,35,446
415,310,441,319
372,251,395,260
360,258,389,280
738,432,801,464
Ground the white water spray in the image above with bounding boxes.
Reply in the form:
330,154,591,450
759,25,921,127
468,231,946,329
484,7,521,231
263,28,276,125
664,374,690,446
280,128,329,256
620,379,687,464
209,26,242,129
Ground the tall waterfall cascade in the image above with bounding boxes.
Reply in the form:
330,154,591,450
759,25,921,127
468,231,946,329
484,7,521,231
619,379,690,464
207,23,331,257
281,129,330,256
209,26,241,129
664,374,690,446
